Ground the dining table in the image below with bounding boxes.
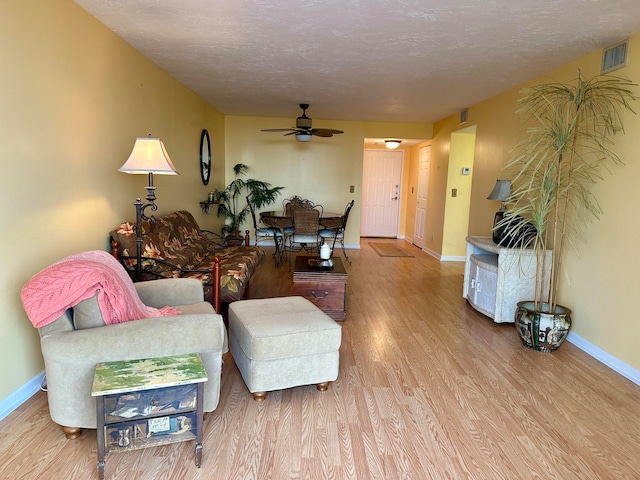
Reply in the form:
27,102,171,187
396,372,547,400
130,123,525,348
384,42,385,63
260,210,343,265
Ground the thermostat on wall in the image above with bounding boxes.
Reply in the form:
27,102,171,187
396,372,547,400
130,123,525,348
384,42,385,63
461,167,471,175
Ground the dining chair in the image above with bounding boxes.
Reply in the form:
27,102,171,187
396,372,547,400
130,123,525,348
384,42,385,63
319,200,355,265
283,195,316,215
247,195,284,264
282,195,320,239
287,207,323,270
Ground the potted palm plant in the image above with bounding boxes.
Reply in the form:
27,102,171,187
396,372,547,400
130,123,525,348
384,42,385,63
215,163,284,244
498,72,636,351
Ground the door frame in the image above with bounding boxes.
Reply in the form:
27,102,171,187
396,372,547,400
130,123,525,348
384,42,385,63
361,148,404,238
413,145,431,248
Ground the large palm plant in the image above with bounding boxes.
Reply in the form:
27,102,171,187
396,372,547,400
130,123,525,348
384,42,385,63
215,163,283,235
499,72,636,313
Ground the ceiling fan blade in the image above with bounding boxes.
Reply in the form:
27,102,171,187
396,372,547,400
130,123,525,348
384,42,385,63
312,130,333,137
261,128,297,132
312,128,344,137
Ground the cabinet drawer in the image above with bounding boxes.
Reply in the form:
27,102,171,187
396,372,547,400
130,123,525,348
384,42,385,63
293,281,346,312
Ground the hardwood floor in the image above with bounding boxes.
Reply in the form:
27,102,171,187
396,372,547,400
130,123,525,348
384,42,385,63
2,238,639,479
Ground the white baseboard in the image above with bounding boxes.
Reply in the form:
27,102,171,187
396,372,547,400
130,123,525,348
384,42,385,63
401,241,463,262
567,332,640,385
421,246,441,259
440,255,465,262
0,371,44,422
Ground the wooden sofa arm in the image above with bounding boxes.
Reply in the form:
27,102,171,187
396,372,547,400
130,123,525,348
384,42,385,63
110,241,222,314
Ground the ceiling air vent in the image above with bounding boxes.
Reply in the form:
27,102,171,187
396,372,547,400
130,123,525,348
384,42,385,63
601,38,629,74
459,108,468,125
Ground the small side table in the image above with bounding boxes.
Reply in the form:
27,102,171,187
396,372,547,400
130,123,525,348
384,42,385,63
91,354,207,480
292,256,348,321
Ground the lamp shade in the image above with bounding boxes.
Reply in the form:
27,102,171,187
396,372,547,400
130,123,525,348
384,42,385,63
385,139,402,149
119,136,178,175
487,179,511,202
296,133,312,142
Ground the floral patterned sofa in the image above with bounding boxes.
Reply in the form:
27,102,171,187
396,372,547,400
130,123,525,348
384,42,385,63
109,210,265,311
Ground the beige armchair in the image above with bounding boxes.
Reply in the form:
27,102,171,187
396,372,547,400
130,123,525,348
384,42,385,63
36,278,228,439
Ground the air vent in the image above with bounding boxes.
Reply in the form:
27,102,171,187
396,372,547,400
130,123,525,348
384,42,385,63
460,109,468,125
601,38,629,74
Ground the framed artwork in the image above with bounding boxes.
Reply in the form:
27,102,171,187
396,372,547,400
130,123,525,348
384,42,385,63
200,129,211,185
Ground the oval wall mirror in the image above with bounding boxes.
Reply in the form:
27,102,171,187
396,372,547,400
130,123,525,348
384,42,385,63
200,129,211,185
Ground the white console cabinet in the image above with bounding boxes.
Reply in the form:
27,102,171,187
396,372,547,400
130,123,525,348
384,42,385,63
463,236,550,323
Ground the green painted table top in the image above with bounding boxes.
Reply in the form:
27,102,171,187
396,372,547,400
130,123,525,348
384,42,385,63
91,353,207,396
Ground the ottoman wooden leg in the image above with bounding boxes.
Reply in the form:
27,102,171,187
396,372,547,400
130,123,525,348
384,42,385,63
253,391,267,402
62,426,82,439
317,382,330,392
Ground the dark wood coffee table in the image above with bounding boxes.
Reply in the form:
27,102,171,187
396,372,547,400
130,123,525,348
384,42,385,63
292,256,348,321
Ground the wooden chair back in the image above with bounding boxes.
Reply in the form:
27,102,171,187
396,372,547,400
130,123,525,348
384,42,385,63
293,208,320,235
284,196,316,215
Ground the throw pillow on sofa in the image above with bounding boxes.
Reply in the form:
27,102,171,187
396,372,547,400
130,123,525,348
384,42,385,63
73,293,105,329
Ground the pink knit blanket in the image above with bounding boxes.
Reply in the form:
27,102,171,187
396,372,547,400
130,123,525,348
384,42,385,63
21,250,180,328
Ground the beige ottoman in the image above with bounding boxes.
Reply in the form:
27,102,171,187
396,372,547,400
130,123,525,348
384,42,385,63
228,296,342,402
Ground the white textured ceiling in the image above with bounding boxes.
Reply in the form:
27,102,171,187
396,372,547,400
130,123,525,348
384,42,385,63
74,0,640,124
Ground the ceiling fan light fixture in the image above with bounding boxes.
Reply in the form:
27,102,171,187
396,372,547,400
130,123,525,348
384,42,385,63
385,139,402,149
296,133,312,142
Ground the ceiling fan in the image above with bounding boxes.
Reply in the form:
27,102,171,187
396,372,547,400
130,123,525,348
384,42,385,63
261,104,344,142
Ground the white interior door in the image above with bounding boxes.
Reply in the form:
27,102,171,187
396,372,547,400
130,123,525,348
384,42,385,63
361,150,403,237
413,146,431,248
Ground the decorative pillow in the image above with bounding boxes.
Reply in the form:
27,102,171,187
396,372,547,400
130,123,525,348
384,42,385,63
72,293,106,330
109,222,138,257
110,220,165,267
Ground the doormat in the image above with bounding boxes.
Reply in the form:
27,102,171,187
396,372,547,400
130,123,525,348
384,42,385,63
370,243,414,257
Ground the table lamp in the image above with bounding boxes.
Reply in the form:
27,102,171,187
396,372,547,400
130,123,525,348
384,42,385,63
487,179,511,244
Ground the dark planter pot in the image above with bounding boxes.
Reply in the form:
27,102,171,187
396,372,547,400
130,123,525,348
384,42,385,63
225,231,244,246
515,301,572,352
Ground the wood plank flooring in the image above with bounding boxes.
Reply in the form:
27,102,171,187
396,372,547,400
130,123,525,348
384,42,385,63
2,238,639,479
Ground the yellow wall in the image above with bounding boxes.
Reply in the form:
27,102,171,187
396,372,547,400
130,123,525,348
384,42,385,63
224,117,430,246
429,35,640,369
442,128,476,257
558,43,640,371
420,120,454,254
0,0,225,402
